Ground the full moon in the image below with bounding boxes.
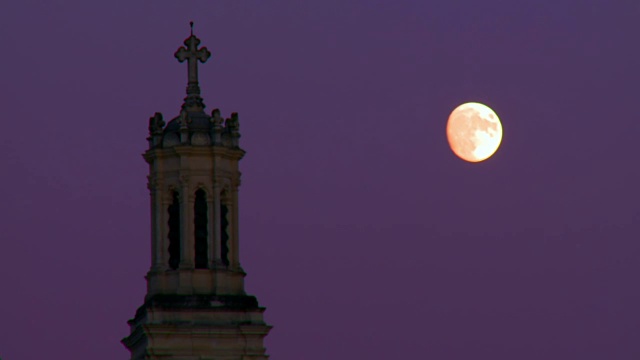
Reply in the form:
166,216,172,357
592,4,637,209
446,102,503,162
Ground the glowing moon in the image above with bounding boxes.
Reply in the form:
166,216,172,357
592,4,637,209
446,102,503,162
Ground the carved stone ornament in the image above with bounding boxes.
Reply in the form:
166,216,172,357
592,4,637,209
211,109,223,128
231,112,239,127
179,175,190,188
191,132,211,146
225,113,240,136
147,175,157,190
148,112,165,135
179,110,191,129
231,175,242,188
219,186,232,202
162,133,180,147
224,113,240,147
219,179,232,195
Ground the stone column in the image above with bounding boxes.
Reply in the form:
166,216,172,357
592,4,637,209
148,176,159,270
149,177,169,271
207,185,218,269
213,184,222,267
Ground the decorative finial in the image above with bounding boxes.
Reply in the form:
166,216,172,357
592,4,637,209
175,23,211,112
147,112,165,148
225,113,240,147
148,112,165,135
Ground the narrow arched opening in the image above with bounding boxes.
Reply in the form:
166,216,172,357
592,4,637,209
167,191,180,270
194,188,208,269
220,190,230,267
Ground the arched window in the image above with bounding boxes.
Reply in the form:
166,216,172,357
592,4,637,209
220,192,230,267
194,189,208,269
167,191,180,270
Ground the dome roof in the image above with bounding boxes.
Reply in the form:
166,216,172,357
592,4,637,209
164,110,212,134
148,108,239,149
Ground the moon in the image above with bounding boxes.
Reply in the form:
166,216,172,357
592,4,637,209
446,102,503,162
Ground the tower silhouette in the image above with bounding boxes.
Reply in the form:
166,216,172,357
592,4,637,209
122,25,271,360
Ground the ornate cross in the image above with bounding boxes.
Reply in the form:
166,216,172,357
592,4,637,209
175,22,211,110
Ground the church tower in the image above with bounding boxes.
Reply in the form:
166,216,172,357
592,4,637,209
122,24,271,359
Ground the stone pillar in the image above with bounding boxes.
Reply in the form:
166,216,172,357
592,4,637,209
213,185,222,267
207,186,217,269
149,178,168,271
148,176,159,270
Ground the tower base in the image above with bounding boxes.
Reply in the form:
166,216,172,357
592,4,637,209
122,294,271,360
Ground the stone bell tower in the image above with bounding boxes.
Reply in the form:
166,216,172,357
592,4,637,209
122,24,271,360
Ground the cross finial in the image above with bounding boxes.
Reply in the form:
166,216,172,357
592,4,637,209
174,22,211,111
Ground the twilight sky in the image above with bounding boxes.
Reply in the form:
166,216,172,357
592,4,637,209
1,1,640,359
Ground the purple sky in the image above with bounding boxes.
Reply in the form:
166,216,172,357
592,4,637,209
1,1,640,359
